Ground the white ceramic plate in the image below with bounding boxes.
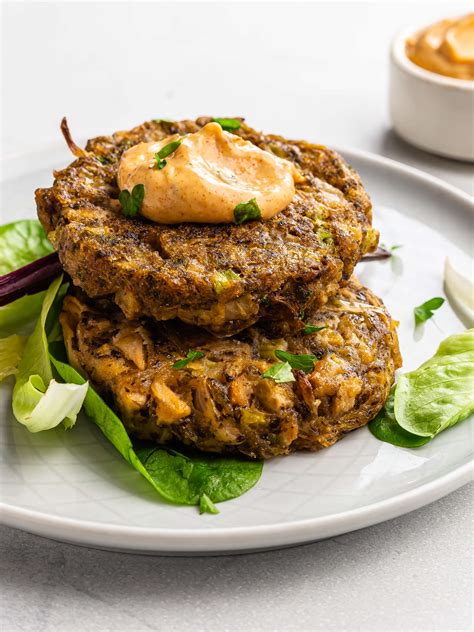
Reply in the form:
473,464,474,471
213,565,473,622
0,145,472,554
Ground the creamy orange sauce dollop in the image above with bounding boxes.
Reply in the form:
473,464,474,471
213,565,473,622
117,122,301,224
406,14,474,80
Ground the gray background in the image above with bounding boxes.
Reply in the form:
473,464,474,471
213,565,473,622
1,2,473,631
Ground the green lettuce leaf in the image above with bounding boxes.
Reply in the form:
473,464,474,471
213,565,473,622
0,219,55,337
0,292,48,337
370,330,474,447
0,219,53,275
50,354,263,513
0,334,27,381
395,329,474,437
12,276,88,432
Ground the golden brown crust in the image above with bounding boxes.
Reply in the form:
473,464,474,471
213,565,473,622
37,117,377,336
61,278,400,459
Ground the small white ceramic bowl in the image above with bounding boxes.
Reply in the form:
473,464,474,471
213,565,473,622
390,27,474,162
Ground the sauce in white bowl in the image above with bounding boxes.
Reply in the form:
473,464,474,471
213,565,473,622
390,18,474,162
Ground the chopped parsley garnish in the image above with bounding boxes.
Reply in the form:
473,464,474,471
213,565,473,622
302,324,327,335
212,118,241,132
172,350,205,369
261,362,295,384
118,184,145,218
233,198,262,225
380,243,403,253
414,297,445,325
274,350,317,373
155,140,182,169
213,269,240,295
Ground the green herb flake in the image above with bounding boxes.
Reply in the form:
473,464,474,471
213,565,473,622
233,198,262,225
261,362,295,384
274,349,317,373
212,118,241,132
302,324,327,335
414,297,445,325
213,269,240,295
97,155,114,165
380,243,403,253
154,140,182,169
317,228,333,245
199,493,219,515
118,184,145,218
172,350,205,369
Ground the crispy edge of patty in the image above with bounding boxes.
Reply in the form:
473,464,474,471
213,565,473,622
60,278,401,459
37,117,378,335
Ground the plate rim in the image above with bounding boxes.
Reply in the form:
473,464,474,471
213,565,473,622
1,145,472,553
1,458,472,553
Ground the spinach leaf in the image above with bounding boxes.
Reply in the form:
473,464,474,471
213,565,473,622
414,297,445,325
136,445,263,511
50,354,263,513
395,329,474,437
261,361,295,383
212,118,241,132
0,219,53,275
369,388,431,448
274,350,316,373
233,198,262,225
119,184,145,217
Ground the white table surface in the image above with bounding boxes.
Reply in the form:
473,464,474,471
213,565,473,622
1,2,473,631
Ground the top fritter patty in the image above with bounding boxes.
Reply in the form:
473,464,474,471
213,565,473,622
36,117,378,336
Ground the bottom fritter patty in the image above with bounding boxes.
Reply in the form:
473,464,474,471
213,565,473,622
60,279,401,459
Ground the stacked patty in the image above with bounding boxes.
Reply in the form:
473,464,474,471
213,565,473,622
36,117,378,336
37,118,400,459
61,280,400,458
